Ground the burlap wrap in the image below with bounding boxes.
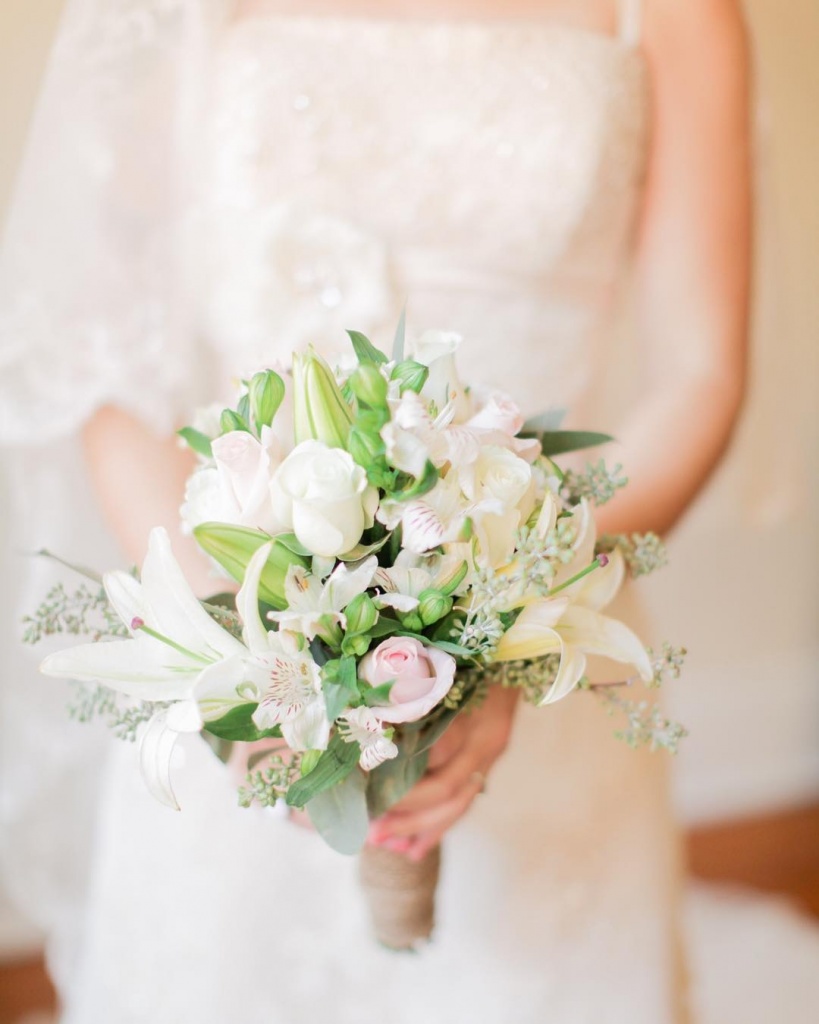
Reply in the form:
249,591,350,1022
358,844,441,950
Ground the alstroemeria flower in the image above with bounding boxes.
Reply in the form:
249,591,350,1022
379,476,499,554
339,707,398,770
491,546,652,703
268,556,378,638
372,549,469,611
238,543,329,751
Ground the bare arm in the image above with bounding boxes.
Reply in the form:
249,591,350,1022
595,0,752,537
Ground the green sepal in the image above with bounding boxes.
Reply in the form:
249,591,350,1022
390,359,428,395
220,408,251,435
362,681,395,707
202,704,282,742
176,426,213,459
285,733,361,809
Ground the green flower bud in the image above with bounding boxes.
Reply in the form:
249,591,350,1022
390,359,429,395
347,426,385,469
344,593,379,636
249,369,286,431
293,348,354,449
398,610,424,633
349,363,389,408
418,588,453,627
341,633,371,659
220,408,251,435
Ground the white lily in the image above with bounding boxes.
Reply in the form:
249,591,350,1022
267,556,378,638
339,707,398,770
492,546,652,703
238,543,330,751
41,528,252,810
40,527,246,701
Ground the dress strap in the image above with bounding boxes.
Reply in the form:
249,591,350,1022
618,0,642,47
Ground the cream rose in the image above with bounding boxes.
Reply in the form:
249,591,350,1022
460,446,536,567
270,440,378,558
359,637,457,723
466,388,525,436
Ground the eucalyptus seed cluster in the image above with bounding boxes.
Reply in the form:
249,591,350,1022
594,688,688,754
238,754,303,810
597,532,669,578
66,683,158,742
22,582,128,645
561,460,628,507
494,656,563,705
443,666,490,710
647,642,687,689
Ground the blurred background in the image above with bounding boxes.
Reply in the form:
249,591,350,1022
0,1,817,1021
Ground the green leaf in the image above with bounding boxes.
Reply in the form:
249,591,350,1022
203,704,281,742
321,657,360,720
395,631,474,658
347,329,388,365
362,681,394,707
285,734,360,809
176,426,213,459
337,532,392,562
387,460,439,502
274,532,313,558
392,305,407,363
528,430,614,457
305,767,369,855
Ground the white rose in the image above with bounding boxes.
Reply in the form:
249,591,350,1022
460,446,535,567
180,430,284,535
467,388,524,436
411,329,471,423
270,440,378,557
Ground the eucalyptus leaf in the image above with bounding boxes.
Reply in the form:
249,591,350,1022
367,733,429,818
285,734,360,809
306,768,369,855
528,430,614,457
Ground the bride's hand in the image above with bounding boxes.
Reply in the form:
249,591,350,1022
367,685,520,862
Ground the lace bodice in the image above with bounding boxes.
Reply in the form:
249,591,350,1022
201,16,649,413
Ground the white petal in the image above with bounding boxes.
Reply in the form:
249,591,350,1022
142,528,246,660
281,699,331,752
324,556,378,611
139,711,184,810
373,593,419,612
237,543,273,653
103,571,147,630
40,640,196,700
558,605,653,682
193,656,256,723
577,547,626,611
491,598,569,662
539,644,587,705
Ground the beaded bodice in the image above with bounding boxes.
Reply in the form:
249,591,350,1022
200,15,649,413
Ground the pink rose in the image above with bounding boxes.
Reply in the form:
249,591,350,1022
359,637,457,723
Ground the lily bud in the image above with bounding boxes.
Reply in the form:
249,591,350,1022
418,588,453,627
220,408,250,435
193,522,308,609
344,593,379,636
390,359,429,395
292,348,354,449
249,369,286,431
349,364,388,408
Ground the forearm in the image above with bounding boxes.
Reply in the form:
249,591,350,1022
82,406,217,595
592,367,744,537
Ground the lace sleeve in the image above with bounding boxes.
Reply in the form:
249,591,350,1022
0,0,227,446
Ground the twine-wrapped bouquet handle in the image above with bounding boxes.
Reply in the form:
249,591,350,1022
359,843,442,950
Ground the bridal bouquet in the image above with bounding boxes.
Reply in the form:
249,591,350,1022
30,323,685,949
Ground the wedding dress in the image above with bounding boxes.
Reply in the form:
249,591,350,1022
0,1,692,1021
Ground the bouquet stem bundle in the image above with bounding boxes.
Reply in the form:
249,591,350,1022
359,844,441,950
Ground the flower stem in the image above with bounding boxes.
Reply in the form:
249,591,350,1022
547,555,607,598
131,618,212,665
